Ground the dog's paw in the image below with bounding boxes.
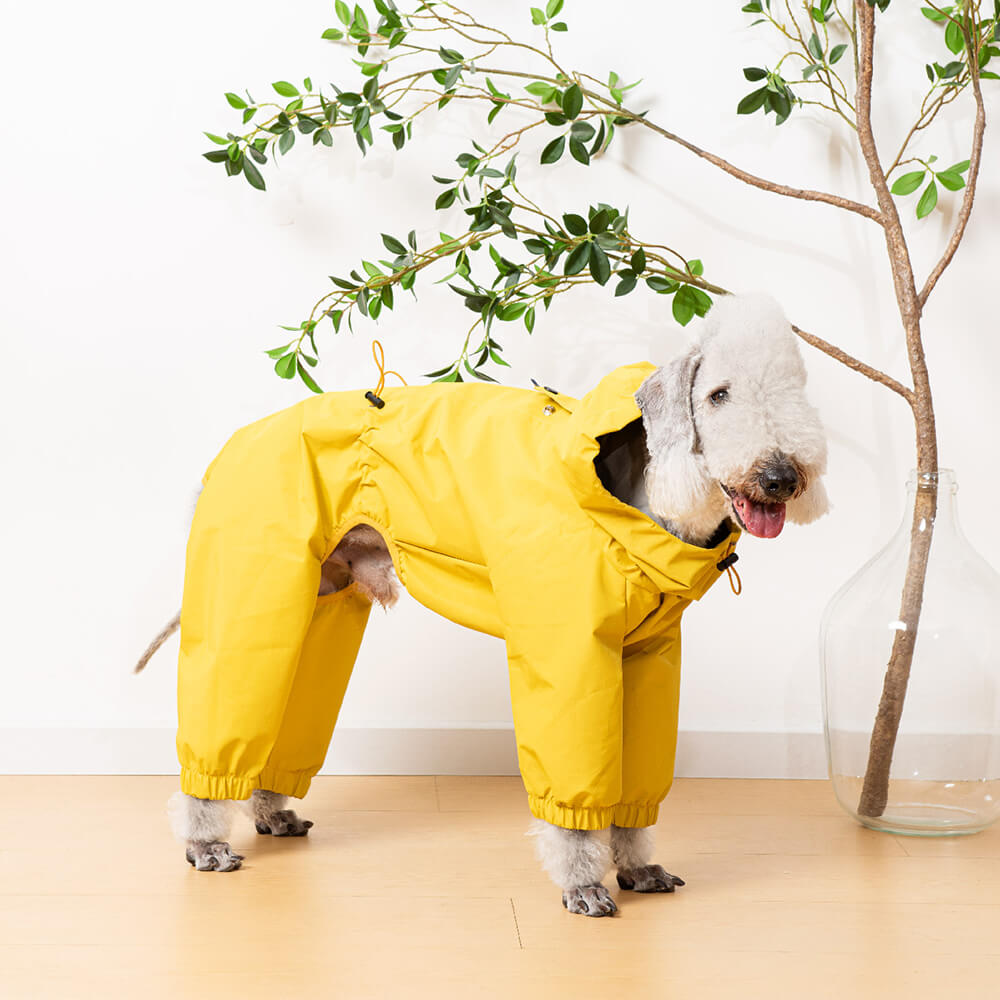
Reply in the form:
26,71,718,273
562,884,618,917
616,864,685,893
185,840,244,872
255,809,314,837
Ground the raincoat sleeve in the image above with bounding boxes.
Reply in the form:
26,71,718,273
176,418,330,801
488,539,632,831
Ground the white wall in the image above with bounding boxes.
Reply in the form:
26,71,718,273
2,1,997,775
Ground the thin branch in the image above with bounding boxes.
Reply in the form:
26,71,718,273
791,324,915,405
919,11,988,306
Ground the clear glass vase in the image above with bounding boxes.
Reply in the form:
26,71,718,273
821,469,1000,835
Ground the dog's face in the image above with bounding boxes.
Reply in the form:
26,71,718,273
637,294,829,541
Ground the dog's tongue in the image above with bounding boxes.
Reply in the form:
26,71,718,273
733,496,786,538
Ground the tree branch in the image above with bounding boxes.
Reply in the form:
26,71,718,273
791,324,915,405
918,11,988,306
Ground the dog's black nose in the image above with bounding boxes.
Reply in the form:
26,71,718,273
759,462,798,502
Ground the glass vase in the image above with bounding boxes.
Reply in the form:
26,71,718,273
821,469,1000,835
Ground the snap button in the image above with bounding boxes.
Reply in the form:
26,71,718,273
543,404,555,415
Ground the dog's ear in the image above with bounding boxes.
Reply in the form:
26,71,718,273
786,474,831,524
636,350,712,519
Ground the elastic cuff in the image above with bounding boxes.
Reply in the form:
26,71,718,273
180,768,257,801
257,765,316,799
179,766,317,801
528,795,660,831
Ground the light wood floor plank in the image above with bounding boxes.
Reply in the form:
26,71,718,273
3,775,999,998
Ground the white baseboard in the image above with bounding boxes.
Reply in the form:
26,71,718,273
0,726,828,778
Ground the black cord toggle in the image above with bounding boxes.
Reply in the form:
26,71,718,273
365,390,385,409
716,552,739,572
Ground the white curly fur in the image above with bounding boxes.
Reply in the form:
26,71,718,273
610,824,655,872
638,293,829,544
167,791,235,844
529,820,611,890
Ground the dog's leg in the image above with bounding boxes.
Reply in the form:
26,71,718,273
530,820,617,916
246,789,314,837
610,824,685,893
168,792,244,872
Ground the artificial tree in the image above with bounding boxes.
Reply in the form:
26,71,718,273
202,0,996,819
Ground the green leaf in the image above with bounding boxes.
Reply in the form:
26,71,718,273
588,243,611,285
274,353,297,379
204,132,229,145
336,0,351,24
562,84,583,119
568,138,590,164
524,307,536,333
439,45,464,64
737,87,769,114
322,28,345,40
297,360,323,394
808,33,823,61
563,213,588,236
242,156,266,190
936,169,965,191
646,275,676,294
948,159,971,174
743,67,767,81
272,81,300,97
564,241,592,275
540,135,565,164
830,43,847,64
631,247,646,273
525,81,558,101
382,233,408,254
590,208,611,235
530,7,546,24
337,91,362,106
921,6,947,21
945,19,965,55
672,287,697,326
890,170,926,195
225,92,248,109
550,21,568,30
615,272,637,296
278,130,296,155
916,179,939,219
435,188,457,209
687,258,704,276
546,0,564,16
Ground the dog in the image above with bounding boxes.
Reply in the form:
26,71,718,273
137,292,828,917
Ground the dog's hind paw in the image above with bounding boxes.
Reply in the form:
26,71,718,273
185,840,244,872
255,809,314,837
562,884,618,917
616,864,685,893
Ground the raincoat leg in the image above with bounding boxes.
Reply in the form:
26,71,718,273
615,632,682,829
257,586,372,797
176,421,339,802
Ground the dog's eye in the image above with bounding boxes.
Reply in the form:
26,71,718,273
709,387,729,406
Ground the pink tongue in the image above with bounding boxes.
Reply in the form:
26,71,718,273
733,496,786,538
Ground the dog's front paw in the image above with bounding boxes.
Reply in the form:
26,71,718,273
255,809,314,837
185,840,244,872
562,884,618,917
616,864,685,893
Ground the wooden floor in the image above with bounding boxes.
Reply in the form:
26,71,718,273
3,776,1000,998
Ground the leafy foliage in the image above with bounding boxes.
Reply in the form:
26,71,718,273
201,0,996,391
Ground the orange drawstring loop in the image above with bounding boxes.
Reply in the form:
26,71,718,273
366,339,407,407
717,541,742,596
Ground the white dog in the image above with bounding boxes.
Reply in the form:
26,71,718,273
139,292,828,917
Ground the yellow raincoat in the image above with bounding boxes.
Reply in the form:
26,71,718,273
178,363,739,829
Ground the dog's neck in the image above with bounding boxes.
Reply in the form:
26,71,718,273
594,420,730,548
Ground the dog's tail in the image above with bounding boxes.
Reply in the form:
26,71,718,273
134,611,181,673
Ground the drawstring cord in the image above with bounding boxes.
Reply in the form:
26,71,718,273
716,544,742,596
365,339,407,408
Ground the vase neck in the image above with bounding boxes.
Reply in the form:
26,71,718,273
903,469,959,537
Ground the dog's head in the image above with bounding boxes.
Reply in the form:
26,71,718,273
637,293,829,541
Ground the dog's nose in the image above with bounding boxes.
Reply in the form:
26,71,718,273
759,462,798,502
